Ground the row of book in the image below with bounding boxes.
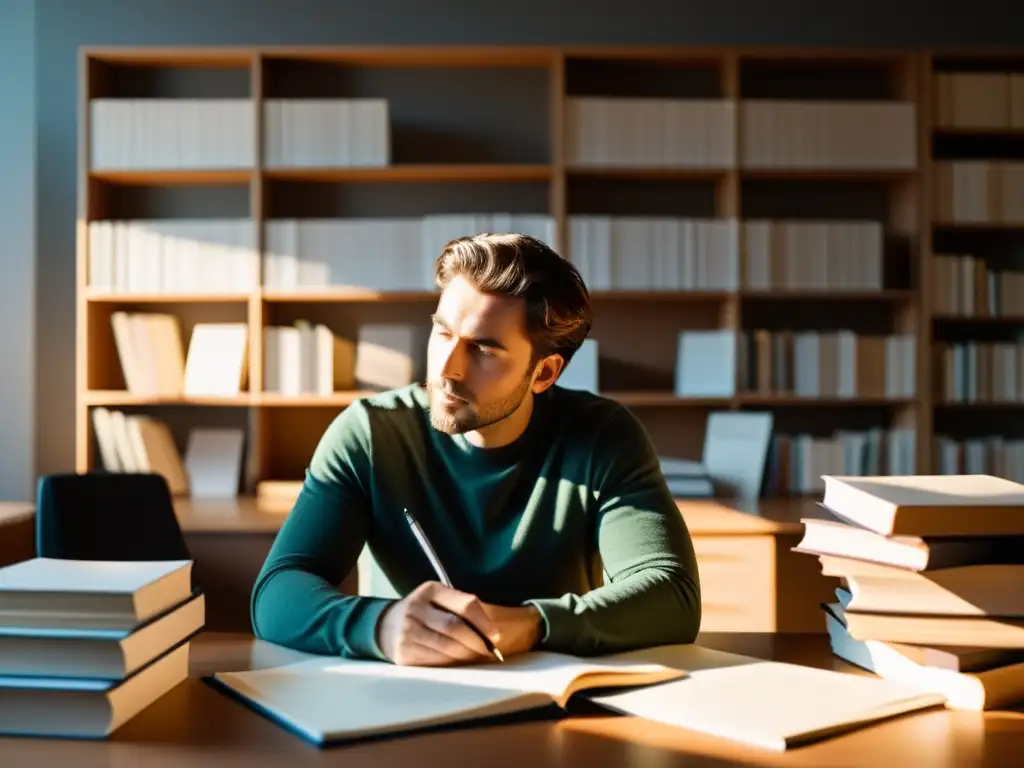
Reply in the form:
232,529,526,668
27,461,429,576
740,101,917,170
264,99,389,167
933,161,1024,225
936,436,1024,484
88,95,917,171
570,216,887,293
0,558,203,737
89,98,390,170
91,406,244,499
932,253,1024,318
565,98,736,168
799,473,1024,711
738,330,916,400
934,340,1024,404
87,215,894,296
933,72,1024,130
89,98,255,170
111,312,247,397
264,323,428,395
263,214,554,292
764,429,917,496
88,219,256,295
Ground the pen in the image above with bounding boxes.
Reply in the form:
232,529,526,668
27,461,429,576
404,508,504,662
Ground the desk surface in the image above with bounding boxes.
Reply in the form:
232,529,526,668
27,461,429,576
0,496,827,536
3,631,1020,766
0,501,33,527
174,495,829,535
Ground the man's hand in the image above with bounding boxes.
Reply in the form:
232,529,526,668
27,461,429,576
484,602,543,658
376,581,501,666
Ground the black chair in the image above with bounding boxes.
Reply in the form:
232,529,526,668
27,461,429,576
35,472,192,562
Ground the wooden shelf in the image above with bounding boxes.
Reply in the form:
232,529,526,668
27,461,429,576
604,392,731,408
263,164,552,183
737,395,915,407
89,169,253,185
83,391,253,407
932,314,1024,324
737,167,915,181
256,392,372,407
85,291,252,304
261,289,437,303
738,289,915,301
565,167,727,181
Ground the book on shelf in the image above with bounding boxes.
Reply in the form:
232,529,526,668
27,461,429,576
764,428,917,497
89,98,255,170
92,407,244,500
209,641,942,751
935,436,1024,484
738,329,915,400
563,97,917,171
934,160,1024,225
931,253,1024,318
565,97,736,168
108,312,248,398
0,557,203,738
263,98,390,168
92,407,190,494
933,339,1024,405
88,218,256,294
739,100,916,170
933,72,1024,131
795,473,1024,710
262,213,554,293
263,320,355,396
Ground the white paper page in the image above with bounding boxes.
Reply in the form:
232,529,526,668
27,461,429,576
590,645,945,751
221,650,678,702
217,670,552,743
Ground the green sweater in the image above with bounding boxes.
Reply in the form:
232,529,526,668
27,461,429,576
250,384,701,659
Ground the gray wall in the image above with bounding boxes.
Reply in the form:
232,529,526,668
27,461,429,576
19,0,1024,491
0,0,36,500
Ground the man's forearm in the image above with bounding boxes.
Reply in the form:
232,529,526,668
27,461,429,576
525,561,701,656
251,566,393,658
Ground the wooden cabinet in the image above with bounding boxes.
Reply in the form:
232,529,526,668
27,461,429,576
680,498,838,633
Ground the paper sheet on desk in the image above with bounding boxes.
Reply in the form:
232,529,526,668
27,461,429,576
587,644,947,751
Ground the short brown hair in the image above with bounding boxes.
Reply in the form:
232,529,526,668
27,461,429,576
435,232,592,368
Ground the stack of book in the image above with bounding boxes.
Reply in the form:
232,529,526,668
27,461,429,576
0,557,204,737
795,474,1024,711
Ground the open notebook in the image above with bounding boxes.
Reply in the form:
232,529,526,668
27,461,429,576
210,650,683,745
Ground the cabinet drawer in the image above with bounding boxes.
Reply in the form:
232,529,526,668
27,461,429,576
693,535,775,632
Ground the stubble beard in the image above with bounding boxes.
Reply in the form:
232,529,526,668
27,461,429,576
427,373,533,435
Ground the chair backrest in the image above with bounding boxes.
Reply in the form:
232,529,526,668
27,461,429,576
35,472,192,562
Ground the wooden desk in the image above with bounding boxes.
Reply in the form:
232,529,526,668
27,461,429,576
2,631,1019,766
0,502,34,569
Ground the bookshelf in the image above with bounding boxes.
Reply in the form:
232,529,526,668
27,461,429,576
928,50,1024,482
74,45,1024,504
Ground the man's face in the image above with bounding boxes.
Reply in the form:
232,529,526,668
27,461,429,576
426,275,537,435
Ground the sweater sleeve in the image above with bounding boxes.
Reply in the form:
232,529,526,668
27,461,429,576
525,404,702,655
249,402,393,659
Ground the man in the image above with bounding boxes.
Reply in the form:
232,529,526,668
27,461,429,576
250,233,701,666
